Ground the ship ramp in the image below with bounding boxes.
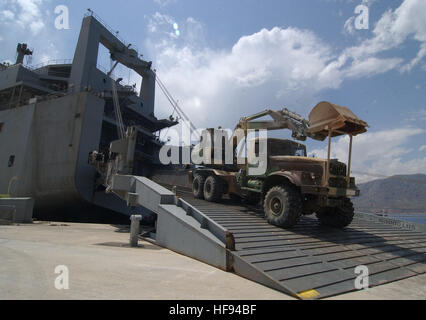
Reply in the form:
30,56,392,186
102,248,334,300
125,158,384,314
110,175,426,299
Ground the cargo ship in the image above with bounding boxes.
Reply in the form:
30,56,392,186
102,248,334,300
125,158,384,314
0,12,177,220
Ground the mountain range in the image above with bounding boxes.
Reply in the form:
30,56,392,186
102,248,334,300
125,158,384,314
353,174,426,214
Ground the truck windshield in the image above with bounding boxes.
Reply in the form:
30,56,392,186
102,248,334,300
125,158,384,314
252,139,307,157
294,148,306,157
269,141,307,157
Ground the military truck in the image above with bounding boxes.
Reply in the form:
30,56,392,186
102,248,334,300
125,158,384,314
189,101,369,229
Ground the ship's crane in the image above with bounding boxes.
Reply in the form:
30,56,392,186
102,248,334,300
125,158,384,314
15,43,33,65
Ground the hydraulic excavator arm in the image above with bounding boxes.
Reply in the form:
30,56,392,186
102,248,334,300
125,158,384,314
233,102,368,143
234,108,321,142
227,108,314,166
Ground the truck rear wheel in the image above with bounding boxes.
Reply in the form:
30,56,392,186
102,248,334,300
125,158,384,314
316,198,354,228
264,185,302,228
192,174,206,199
204,175,223,202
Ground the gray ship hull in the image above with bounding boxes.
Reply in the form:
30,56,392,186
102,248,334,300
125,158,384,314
0,91,132,216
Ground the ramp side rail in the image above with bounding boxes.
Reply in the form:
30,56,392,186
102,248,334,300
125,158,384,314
109,175,235,270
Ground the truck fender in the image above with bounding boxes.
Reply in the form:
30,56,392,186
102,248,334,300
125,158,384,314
263,171,302,193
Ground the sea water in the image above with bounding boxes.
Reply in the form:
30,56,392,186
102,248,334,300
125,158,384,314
385,214,426,225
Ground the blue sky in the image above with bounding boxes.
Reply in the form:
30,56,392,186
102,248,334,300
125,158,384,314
0,0,425,182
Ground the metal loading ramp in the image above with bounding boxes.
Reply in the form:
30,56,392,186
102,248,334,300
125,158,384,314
172,187,426,299
110,175,234,270
111,176,426,299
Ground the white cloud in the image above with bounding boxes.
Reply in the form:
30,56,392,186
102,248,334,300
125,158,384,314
0,9,15,20
38,41,59,64
343,57,403,79
154,0,177,8
149,24,339,128
0,0,66,67
148,1,426,129
147,12,175,34
310,128,426,182
343,16,356,35
342,0,426,72
404,109,426,122
419,145,426,152
0,0,46,35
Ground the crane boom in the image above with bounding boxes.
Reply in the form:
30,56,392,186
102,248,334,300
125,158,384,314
234,107,316,141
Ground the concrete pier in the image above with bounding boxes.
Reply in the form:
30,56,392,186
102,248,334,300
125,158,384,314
0,221,425,300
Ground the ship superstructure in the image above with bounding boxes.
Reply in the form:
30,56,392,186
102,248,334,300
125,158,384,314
0,13,177,217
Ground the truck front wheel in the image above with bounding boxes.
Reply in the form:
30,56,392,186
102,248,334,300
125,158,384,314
204,175,223,202
316,198,354,228
264,185,302,228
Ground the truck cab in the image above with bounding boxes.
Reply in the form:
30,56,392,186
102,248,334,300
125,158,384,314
246,135,360,208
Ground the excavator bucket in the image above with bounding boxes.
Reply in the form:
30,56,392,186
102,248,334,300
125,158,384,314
308,101,368,141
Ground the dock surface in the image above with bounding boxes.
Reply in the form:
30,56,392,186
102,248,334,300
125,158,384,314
1,221,425,299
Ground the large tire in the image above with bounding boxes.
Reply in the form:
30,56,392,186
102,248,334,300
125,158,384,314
316,198,354,228
192,174,206,199
204,175,223,202
264,185,302,228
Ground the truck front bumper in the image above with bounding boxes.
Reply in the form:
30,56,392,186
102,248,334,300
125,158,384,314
300,185,360,197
